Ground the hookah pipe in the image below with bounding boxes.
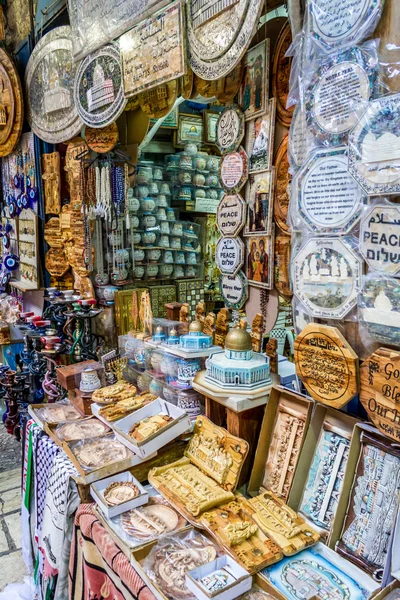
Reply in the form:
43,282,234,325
40,328,66,403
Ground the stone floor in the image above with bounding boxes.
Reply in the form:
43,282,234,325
0,424,27,592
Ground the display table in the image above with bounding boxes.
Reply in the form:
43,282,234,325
193,370,279,485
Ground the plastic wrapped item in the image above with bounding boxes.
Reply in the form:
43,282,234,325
291,146,365,234
358,273,400,346
55,418,111,441
36,403,81,424
306,0,384,51
304,44,379,146
348,93,400,196
288,104,315,171
239,588,277,600
0,577,36,600
68,435,131,472
359,198,400,275
142,529,221,600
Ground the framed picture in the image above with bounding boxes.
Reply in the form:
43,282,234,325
246,231,274,290
245,98,276,173
150,106,179,129
203,110,220,144
245,170,274,236
238,39,269,121
175,113,204,146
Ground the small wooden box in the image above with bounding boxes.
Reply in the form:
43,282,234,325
68,389,94,416
56,360,104,390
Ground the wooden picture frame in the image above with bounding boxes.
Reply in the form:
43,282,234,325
244,169,274,236
150,106,179,129
238,39,269,121
245,98,276,173
245,230,274,290
203,110,220,144
174,113,204,147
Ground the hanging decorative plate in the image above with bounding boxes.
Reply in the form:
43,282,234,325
293,237,362,319
74,44,127,128
216,236,245,276
348,94,400,196
186,0,264,80
216,194,246,236
308,0,384,50
180,67,194,100
273,135,290,233
216,105,245,155
220,147,248,193
219,271,248,309
289,104,313,171
0,49,23,157
305,46,378,145
139,80,179,119
272,22,294,127
194,75,224,99
359,203,400,275
25,26,83,144
85,122,119,153
358,275,400,346
125,95,140,111
214,61,244,104
245,98,276,174
295,146,364,235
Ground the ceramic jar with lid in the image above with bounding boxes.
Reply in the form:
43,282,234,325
195,156,207,170
141,215,157,228
171,237,182,249
142,231,157,245
134,265,145,279
140,197,156,213
209,189,219,199
136,164,153,184
145,264,159,279
179,186,192,200
131,215,140,229
147,248,161,263
164,250,174,263
207,156,219,172
171,222,183,236
180,153,193,169
158,194,169,207
160,183,171,194
132,232,141,245
129,196,140,212
178,171,192,185
137,185,149,198
134,249,145,263
193,173,206,186
102,285,118,305
167,208,176,222
177,389,202,417
195,189,206,199
186,252,197,265
175,251,185,264
149,182,159,194
186,266,197,277
173,265,184,278
160,221,170,234
80,367,102,392
206,174,219,186
153,166,163,181
184,143,198,156
156,207,167,220
159,235,170,248
160,263,174,277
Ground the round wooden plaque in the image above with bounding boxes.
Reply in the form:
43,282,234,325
294,323,359,408
0,49,23,157
25,26,83,144
272,22,294,127
214,61,244,104
86,122,119,153
273,134,290,233
139,80,178,119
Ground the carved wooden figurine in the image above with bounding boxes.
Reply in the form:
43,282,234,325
42,152,61,214
215,308,231,347
250,313,264,352
203,312,216,344
266,338,278,374
196,301,206,323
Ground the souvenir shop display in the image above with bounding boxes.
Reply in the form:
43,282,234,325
25,26,83,143
289,105,313,171
274,234,292,299
245,171,274,236
68,435,131,471
217,195,246,237
0,48,24,157
273,136,290,234
185,554,252,600
220,150,249,194
1,132,38,215
90,471,148,518
55,417,111,442
245,233,274,290
42,152,61,214
216,237,245,277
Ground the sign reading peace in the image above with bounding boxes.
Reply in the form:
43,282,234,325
216,236,244,276
216,194,245,237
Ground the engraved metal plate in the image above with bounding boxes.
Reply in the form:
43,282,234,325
187,0,264,80
25,26,83,144
74,44,127,128
0,48,23,158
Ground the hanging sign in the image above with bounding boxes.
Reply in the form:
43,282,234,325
220,148,248,193
360,347,400,442
216,105,245,154
86,122,119,153
0,49,23,158
294,323,359,409
120,0,186,97
359,204,400,275
216,236,244,276
216,194,246,236
219,271,248,309
296,147,364,234
74,44,127,128
293,237,362,319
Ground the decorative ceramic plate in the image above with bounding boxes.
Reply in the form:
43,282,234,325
219,271,248,309
104,481,140,505
348,94,400,195
74,44,127,128
216,193,246,236
216,105,245,154
216,236,245,276
272,22,294,127
56,418,111,441
293,237,362,319
25,26,83,143
220,148,248,193
308,0,384,50
0,49,23,157
304,46,378,144
186,0,264,80
295,146,364,234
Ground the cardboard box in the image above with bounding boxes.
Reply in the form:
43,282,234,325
288,405,360,548
56,360,104,391
113,398,191,458
186,555,252,600
90,471,148,519
248,385,313,498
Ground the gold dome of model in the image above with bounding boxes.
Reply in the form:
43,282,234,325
225,327,252,352
189,320,203,333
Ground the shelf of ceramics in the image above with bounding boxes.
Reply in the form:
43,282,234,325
199,496,283,574
216,194,246,237
219,271,248,310
192,369,278,407
349,95,400,196
360,348,400,443
295,147,364,235
0,48,24,157
145,340,224,359
272,22,294,127
359,203,400,274
294,323,359,409
25,26,83,143
120,0,186,97
293,237,362,319
239,491,319,556
305,47,378,145
216,236,245,276
216,106,245,155
186,0,264,80
307,0,384,50
74,43,127,128
148,416,248,525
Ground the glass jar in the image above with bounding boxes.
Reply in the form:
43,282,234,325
136,165,153,184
